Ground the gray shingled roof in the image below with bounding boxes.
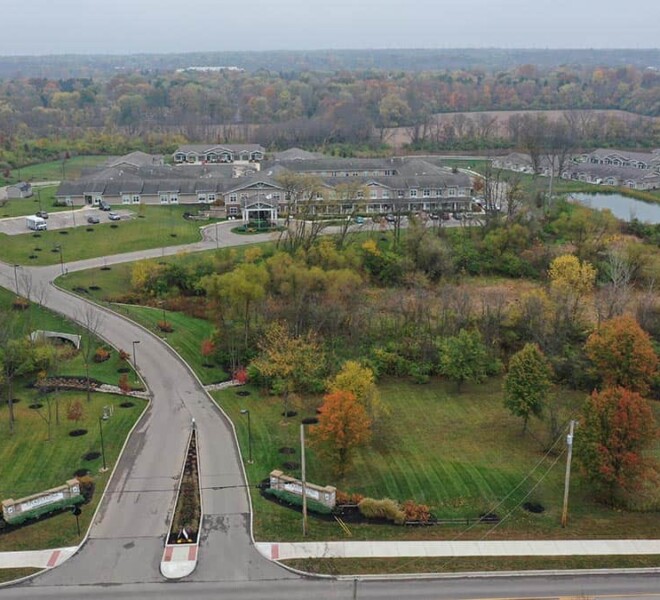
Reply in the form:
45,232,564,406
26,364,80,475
174,144,265,154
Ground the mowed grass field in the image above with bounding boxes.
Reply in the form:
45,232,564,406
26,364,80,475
0,155,112,186
214,380,660,542
0,390,146,551
0,205,206,266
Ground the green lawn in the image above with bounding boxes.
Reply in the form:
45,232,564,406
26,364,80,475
0,187,71,218
213,379,660,542
0,156,112,186
0,288,139,387
0,206,206,266
111,304,228,385
0,390,146,552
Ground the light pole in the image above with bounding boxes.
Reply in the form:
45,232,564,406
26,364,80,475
13,264,20,295
56,245,64,275
561,419,576,528
215,220,219,250
98,415,107,472
240,409,253,464
132,340,140,381
300,422,308,537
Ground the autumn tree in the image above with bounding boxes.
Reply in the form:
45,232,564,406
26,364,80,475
200,338,215,366
67,399,85,424
503,343,553,433
0,338,34,434
437,329,491,392
576,387,658,505
250,322,326,416
548,254,596,321
326,360,384,422
118,373,131,395
585,315,658,396
311,390,372,476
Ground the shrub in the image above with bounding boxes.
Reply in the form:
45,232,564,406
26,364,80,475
78,475,95,503
118,348,130,362
264,487,332,515
336,490,365,506
12,297,29,311
93,347,111,363
157,320,174,333
118,373,131,394
234,367,248,384
358,497,405,524
401,499,432,523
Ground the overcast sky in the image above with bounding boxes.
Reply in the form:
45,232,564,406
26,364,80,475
4,0,659,55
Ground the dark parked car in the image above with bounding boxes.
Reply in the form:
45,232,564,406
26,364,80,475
99,201,111,211
35,210,48,219
87,215,100,224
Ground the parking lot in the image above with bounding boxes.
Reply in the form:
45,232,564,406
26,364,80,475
0,207,134,235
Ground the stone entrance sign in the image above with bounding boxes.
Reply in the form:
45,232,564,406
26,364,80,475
2,479,83,524
270,470,336,508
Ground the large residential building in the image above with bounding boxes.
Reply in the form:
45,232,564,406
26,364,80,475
56,150,473,222
172,144,265,167
492,149,660,191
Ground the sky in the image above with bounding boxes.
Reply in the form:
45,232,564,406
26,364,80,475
4,0,659,55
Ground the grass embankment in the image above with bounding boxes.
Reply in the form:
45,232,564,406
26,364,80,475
285,555,660,575
112,305,228,385
0,569,40,584
213,380,660,542
0,205,206,266
0,287,146,551
0,187,71,218
0,156,112,186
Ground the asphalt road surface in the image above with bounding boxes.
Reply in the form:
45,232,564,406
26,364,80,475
0,221,658,599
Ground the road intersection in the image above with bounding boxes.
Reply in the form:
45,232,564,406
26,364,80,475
0,221,658,599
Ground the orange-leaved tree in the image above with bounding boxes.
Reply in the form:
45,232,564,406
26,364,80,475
576,386,658,505
311,390,372,477
584,315,658,396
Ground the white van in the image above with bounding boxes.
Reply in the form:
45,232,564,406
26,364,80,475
26,215,48,231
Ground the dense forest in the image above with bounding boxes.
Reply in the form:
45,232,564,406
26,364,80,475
1,61,659,169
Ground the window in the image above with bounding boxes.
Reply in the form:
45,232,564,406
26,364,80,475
423,189,430,197
207,194,216,202
370,189,378,199
229,194,237,203
170,194,179,204
397,190,404,198
160,194,168,204
273,193,281,201
356,190,364,199
382,190,390,199
228,206,239,215
409,189,418,198
197,193,207,203
122,194,131,204
94,195,103,205
316,192,324,200
132,195,140,204
448,188,456,196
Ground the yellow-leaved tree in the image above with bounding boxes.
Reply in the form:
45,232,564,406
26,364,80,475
548,254,596,319
326,360,386,422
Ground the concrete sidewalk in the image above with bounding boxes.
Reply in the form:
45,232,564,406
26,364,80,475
256,539,660,561
0,547,77,570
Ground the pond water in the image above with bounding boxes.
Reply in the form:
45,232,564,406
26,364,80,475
569,192,660,224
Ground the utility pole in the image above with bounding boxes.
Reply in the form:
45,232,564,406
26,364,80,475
561,420,576,528
300,423,308,537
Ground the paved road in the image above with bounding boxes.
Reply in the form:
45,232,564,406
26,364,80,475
0,207,134,235
0,221,659,599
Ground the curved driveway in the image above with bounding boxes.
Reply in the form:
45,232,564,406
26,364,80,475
0,222,659,599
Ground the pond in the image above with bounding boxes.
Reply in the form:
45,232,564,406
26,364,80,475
568,192,660,224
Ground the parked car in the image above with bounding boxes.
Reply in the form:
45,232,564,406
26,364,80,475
354,216,365,224
35,210,48,219
87,215,100,224
385,214,396,223
108,212,121,221
99,201,111,211
429,213,439,220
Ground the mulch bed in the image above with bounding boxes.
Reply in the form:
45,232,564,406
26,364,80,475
83,451,101,461
117,367,130,373
281,410,298,418
523,502,545,514
35,376,101,393
279,447,295,455
69,429,88,437
301,417,319,425
28,403,43,409
119,401,135,408
89,285,101,291
100,266,111,271
73,469,90,478
236,390,251,397
282,461,300,470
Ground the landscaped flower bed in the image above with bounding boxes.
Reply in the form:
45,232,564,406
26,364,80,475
167,429,201,544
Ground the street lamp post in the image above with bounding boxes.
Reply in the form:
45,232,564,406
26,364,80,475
300,423,308,537
132,340,140,381
240,409,253,464
56,245,64,275
13,264,20,295
98,415,107,472
215,220,219,250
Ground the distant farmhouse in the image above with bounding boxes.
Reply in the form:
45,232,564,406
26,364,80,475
493,148,660,191
56,147,473,222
